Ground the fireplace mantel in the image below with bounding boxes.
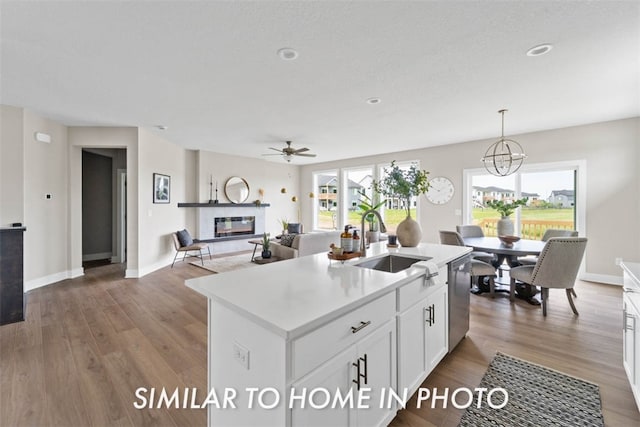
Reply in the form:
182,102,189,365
177,203,270,208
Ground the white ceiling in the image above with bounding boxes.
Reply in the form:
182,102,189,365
1,1,638,164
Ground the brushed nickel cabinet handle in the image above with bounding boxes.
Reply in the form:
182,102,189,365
425,306,432,326
351,320,371,334
624,312,635,331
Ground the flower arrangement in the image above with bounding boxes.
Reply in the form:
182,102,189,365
486,197,529,217
372,161,430,217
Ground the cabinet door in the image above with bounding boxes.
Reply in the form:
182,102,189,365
397,300,427,395
355,319,397,427
290,346,356,427
623,295,640,406
425,285,448,372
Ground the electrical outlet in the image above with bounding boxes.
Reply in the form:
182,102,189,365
233,341,250,370
615,257,622,266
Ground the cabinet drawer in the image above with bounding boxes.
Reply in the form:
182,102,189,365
397,267,447,312
292,292,395,380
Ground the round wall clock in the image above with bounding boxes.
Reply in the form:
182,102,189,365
426,176,455,205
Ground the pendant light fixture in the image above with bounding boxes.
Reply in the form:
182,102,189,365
481,109,527,177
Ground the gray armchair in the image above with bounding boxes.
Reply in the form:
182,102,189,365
509,237,587,316
440,230,496,296
171,231,211,267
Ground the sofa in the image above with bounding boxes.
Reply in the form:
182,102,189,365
270,231,341,260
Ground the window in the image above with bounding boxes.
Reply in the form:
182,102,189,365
313,170,339,230
464,161,585,239
343,167,374,229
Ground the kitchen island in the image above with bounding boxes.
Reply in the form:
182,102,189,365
186,241,471,426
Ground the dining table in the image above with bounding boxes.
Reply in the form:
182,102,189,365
463,236,547,304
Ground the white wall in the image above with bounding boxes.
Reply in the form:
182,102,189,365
196,151,300,237
300,117,640,283
136,128,188,275
0,106,25,226
22,110,70,288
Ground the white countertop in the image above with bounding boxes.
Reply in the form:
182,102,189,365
621,261,640,287
186,242,471,339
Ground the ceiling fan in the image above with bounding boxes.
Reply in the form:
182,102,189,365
262,141,317,162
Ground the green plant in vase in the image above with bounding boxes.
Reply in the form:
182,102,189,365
357,189,386,243
278,218,289,235
372,161,430,247
261,232,271,259
485,197,528,236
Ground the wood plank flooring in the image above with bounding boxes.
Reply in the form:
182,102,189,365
1,256,638,426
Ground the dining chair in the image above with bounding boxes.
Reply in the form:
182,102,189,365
454,225,496,265
518,229,578,265
439,230,496,296
509,237,587,316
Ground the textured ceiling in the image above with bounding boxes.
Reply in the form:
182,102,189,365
1,1,638,164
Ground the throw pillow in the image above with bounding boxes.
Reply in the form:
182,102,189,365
279,233,296,247
176,229,193,247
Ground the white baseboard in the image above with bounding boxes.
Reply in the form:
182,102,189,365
24,268,85,292
580,272,623,286
125,268,139,278
82,252,113,261
137,256,174,278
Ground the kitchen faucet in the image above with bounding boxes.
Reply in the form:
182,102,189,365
360,209,387,257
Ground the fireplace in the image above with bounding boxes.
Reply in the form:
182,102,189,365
214,216,255,238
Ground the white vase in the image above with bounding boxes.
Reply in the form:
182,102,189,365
396,215,422,247
366,230,380,244
497,216,514,236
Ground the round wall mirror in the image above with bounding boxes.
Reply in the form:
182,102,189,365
224,176,250,203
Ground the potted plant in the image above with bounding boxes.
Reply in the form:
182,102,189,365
278,218,289,236
357,189,386,243
372,161,430,247
485,197,528,236
261,232,271,259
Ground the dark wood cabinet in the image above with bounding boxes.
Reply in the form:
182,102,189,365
0,227,26,325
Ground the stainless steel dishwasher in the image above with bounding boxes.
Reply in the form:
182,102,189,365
448,254,471,352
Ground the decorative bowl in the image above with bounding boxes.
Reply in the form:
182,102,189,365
498,235,521,246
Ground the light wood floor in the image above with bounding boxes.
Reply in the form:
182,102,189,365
1,257,638,426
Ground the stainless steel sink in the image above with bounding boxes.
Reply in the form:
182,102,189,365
354,255,429,273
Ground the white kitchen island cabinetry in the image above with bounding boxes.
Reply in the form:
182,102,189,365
622,261,640,411
186,242,471,426
397,268,448,397
291,318,396,427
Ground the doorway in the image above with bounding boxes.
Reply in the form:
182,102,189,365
81,148,127,268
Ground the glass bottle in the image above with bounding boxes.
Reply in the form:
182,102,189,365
340,226,353,252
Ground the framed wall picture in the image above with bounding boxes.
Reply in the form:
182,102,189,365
153,173,170,204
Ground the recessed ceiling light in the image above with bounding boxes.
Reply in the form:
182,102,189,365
277,48,298,60
155,125,168,130
526,43,553,57
366,97,382,105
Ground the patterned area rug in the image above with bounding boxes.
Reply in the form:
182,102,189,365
458,352,604,427
189,253,258,274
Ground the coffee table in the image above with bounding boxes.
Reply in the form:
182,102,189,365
253,256,281,265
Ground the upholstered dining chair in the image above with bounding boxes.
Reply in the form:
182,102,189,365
455,225,496,265
171,230,211,267
440,230,496,296
517,229,579,266
509,237,587,316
